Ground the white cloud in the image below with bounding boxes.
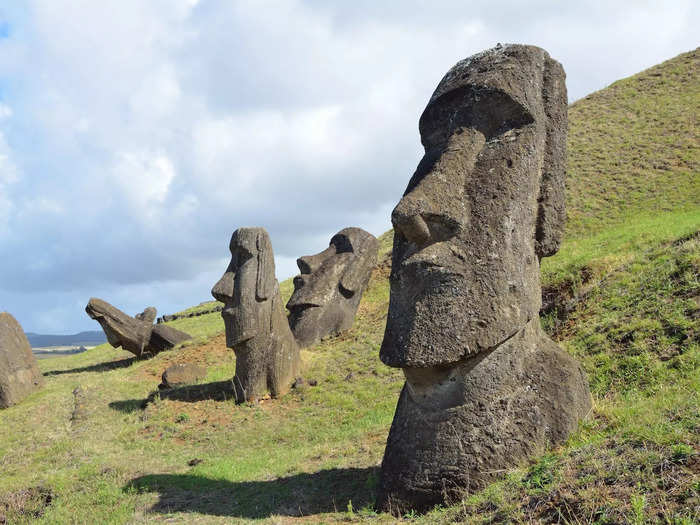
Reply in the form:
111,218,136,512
112,151,176,221
0,0,697,332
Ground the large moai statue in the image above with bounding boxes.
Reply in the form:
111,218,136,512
376,44,591,514
287,227,379,347
85,299,191,358
212,227,301,402
1,312,44,408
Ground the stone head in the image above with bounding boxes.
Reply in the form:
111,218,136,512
286,227,378,346
211,227,277,348
381,44,568,368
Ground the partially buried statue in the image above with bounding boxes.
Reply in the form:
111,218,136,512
376,44,591,513
212,227,300,402
0,312,44,409
287,227,378,347
85,298,191,358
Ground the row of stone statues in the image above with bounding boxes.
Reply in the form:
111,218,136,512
210,226,379,402
208,44,591,513
2,43,592,515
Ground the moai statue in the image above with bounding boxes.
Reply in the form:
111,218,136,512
376,44,591,514
212,227,300,402
287,227,379,347
85,298,191,358
0,312,44,408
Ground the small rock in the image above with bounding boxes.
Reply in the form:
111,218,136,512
160,363,207,389
308,379,318,387
188,458,203,467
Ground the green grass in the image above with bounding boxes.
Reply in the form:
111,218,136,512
1,49,698,524
566,48,699,237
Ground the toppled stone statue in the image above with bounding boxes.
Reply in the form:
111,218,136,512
287,227,379,347
1,312,44,408
85,298,191,358
376,44,591,514
212,227,300,402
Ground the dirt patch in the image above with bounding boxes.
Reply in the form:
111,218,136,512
0,486,53,523
136,333,232,384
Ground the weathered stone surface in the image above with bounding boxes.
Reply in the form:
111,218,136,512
85,298,154,357
212,227,301,402
287,227,378,347
0,312,44,408
85,298,191,358
160,363,207,389
376,44,591,514
148,324,192,353
135,307,157,325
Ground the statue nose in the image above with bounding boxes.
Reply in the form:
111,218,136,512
392,198,432,247
211,271,235,303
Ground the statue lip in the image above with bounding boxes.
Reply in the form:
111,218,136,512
398,242,465,276
286,301,321,310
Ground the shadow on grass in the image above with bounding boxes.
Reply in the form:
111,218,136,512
126,467,379,519
108,380,237,414
44,357,136,376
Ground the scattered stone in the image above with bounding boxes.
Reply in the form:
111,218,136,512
287,228,378,347
85,298,191,358
160,363,207,389
308,379,318,387
211,227,301,402
376,44,591,514
156,304,224,324
344,372,354,381
0,312,44,409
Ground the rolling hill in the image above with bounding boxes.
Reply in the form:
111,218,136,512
0,49,697,524
25,331,106,349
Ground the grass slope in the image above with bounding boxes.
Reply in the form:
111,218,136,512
1,50,698,524
566,48,699,236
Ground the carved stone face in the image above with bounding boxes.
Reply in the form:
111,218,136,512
380,45,567,368
287,227,378,347
211,228,276,348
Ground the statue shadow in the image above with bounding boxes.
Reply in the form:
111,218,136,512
44,357,136,376
126,467,379,519
108,380,238,413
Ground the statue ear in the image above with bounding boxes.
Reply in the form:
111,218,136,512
535,56,567,259
255,231,276,301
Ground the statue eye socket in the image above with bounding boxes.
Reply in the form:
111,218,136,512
420,88,534,142
331,234,353,254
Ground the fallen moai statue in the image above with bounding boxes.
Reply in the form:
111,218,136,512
376,44,591,514
1,312,44,408
212,227,300,402
85,298,191,358
287,227,378,347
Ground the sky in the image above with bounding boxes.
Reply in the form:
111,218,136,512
0,1,698,334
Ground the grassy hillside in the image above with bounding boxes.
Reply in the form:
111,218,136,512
0,50,698,524
566,47,699,236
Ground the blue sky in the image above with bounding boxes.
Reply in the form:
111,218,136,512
0,1,698,334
